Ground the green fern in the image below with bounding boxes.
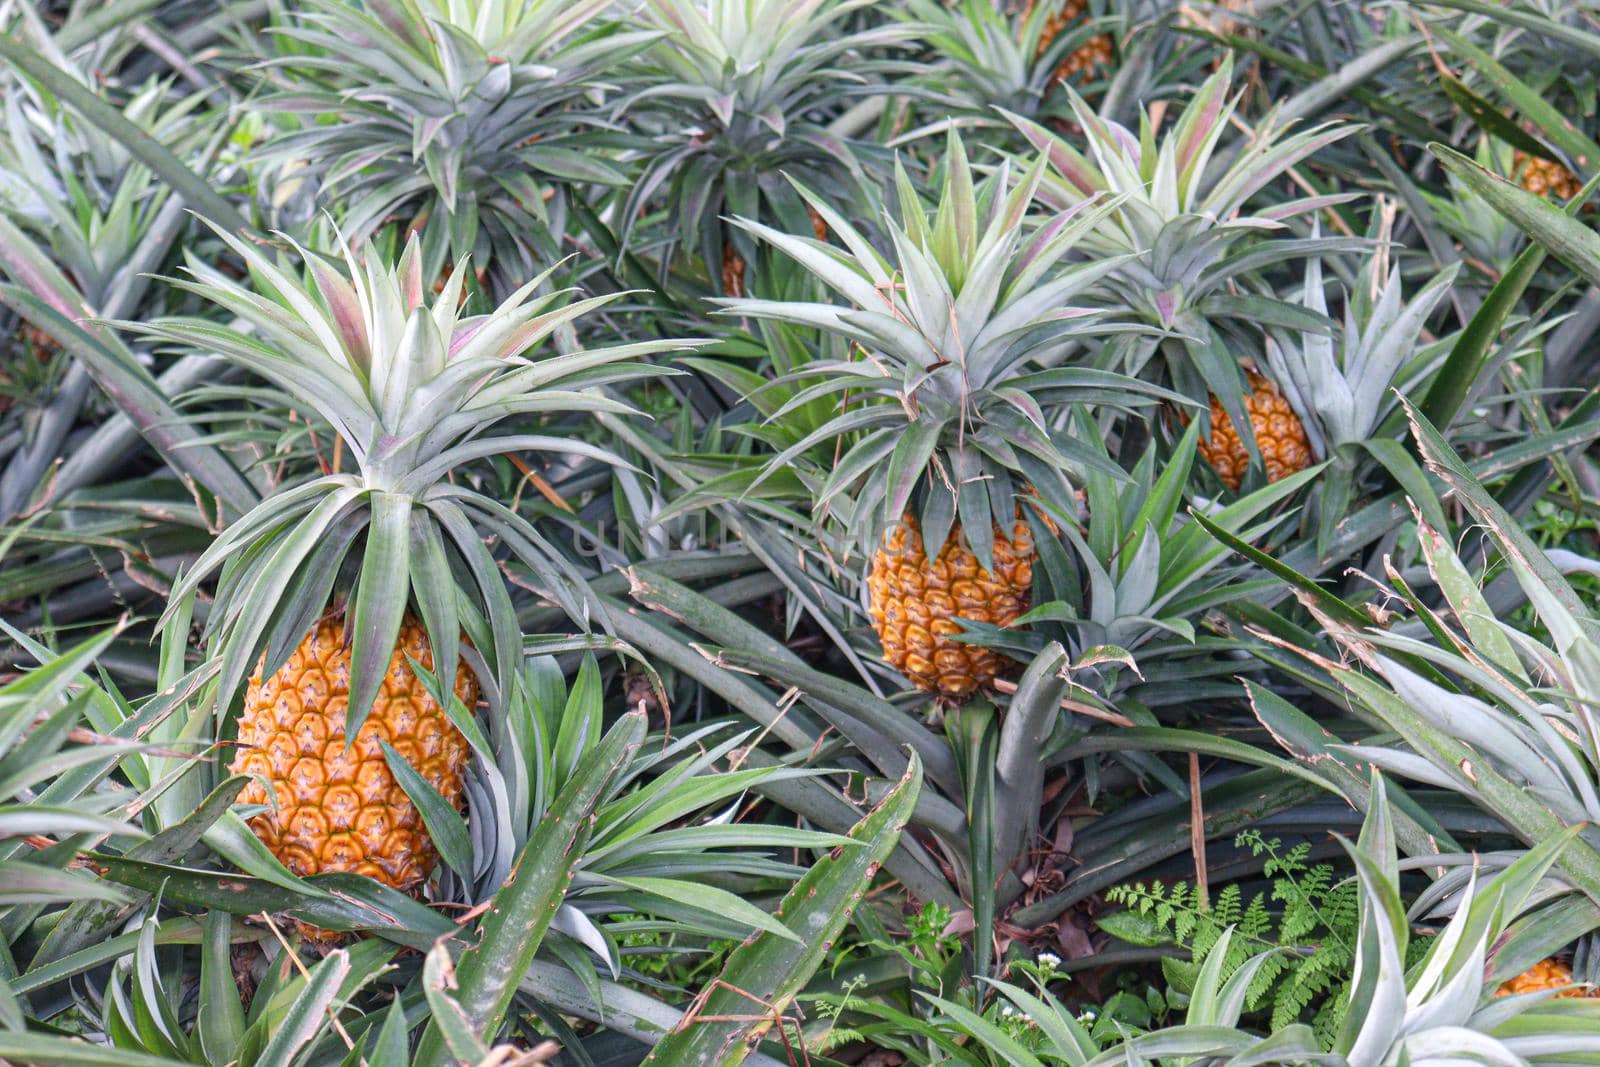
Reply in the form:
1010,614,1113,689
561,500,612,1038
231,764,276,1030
1103,830,1413,1044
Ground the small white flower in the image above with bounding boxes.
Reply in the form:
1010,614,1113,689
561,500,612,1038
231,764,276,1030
1000,1004,1019,1018
1036,951,1062,968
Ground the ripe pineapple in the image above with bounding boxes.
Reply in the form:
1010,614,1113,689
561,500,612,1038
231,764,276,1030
139,227,675,905
1498,958,1595,999
1194,369,1313,492
232,614,475,888
868,514,1034,697
1513,150,1582,200
726,133,1164,697
1022,0,1113,85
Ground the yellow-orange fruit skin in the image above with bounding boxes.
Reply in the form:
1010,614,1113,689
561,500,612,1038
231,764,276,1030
721,240,746,298
1497,958,1595,999
1024,0,1114,84
1195,370,1313,493
1514,151,1582,200
230,615,475,892
867,514,1034,698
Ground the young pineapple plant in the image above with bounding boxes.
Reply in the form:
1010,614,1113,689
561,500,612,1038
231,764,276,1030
258,0,645,292
967,418,1316,715
1011,58,1360,493
874,777,1600,1062
1420,138,1531,278
125,228,674,895
616,0,918,295
725,133,1169,698
1260,232,1459,546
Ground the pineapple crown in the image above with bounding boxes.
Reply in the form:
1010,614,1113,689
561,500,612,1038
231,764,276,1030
1007,56,1364,443
615,0,922,259
898,0,1106,124
1264,233,1458,459
0,63,214,305
1013,57,1354,256
721,131,1175,569
1009,56,1362,320
130,224,682,742
261,0,650,285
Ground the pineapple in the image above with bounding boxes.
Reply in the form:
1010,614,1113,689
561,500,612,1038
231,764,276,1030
725,133,1167,697
1499,958,1594,998
868,513,1035,696
1193,369,1313,492
134,226,676,903
1022,0,1113,85
1513,149,1582,199
232,614,476,888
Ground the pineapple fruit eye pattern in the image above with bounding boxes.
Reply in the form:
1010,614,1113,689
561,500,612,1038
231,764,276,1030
8,0,1600,1063
1194,370,1315,493
232,615,475,888
868,513,1035,698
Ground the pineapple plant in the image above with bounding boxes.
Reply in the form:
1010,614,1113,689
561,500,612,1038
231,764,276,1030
616,0,919,294
11,0,1600,1059
947,779,1600,1064
724,133,1171,696
257,0,645,292
1010,58,1359,492
124,228,676,894
0,65,224,520
901,0,1110,133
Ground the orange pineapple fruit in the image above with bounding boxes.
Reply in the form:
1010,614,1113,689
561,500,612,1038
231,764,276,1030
1194,369,1313,492
1023,0,1113,85
231,613,475,890
1497,958,1595,998
1513,150,1582,200
868,513,1035,698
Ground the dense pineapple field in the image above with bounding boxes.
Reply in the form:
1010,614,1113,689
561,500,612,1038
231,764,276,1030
6,0,1600,1062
